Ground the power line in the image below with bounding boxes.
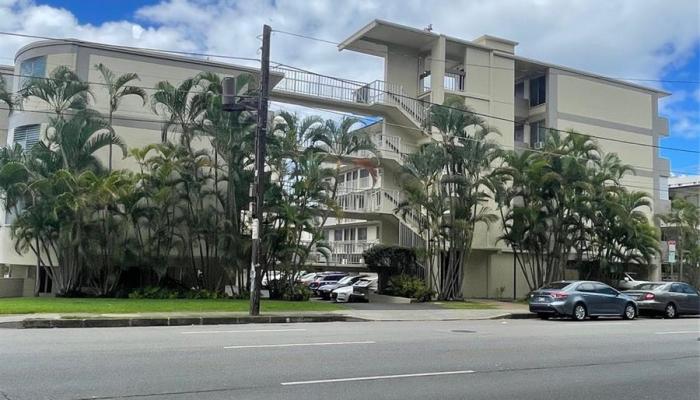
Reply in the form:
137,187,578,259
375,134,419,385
0,30,693,154
275,102,698,177
272,29,700,85
0,31,261,64
270,62,700,155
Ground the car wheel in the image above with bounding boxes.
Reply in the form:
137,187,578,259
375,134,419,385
664,303,678,319
537,313,549,320
573,303,587,321
623,303,637,320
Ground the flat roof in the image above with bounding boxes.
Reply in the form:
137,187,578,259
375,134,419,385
15,39,282,85
339,19,670,96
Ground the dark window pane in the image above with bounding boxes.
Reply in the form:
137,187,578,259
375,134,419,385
529,75,546,106
514,125,524,142
542,282,571,290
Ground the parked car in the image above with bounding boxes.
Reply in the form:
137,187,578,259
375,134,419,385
616,272,648,290
332,276,378,303
529,280,638,321
302,271,342,287
623,282,700,318
309,273,348,293
317,275,366,299
297,272,320,286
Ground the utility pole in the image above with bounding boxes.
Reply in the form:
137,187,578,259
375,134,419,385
249,24,271,316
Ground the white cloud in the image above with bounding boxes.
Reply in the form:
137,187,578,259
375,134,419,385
0,0,698,109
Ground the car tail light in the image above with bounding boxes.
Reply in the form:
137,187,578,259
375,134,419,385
642,292,655,300
551,291,569,300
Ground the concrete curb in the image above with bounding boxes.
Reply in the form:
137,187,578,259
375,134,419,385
497,312,538,320
0,314,367,329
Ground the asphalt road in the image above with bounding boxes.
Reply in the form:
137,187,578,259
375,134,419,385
0,317,698,400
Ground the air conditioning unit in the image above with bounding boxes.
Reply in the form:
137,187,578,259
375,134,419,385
533,141,545,150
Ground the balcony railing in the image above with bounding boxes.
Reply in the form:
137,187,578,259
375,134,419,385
308,240,380,265
419,72,465,93
272,66,428,127
352,134,417,161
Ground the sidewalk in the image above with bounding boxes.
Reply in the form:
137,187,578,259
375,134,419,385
0,301,533,329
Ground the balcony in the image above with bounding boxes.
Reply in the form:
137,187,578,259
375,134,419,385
420,72,465,93
514,97,529,121
350,134,417,163
308,240,380,265
271,66,429,129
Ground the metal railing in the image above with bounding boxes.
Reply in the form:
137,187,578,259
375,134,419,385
272,66,428,127
419,72,465,93
308,240,380,265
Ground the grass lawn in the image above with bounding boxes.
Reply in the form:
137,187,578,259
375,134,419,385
432,301,498,310
0,297,344,315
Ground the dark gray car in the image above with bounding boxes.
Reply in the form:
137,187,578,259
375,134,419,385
529,280,638,321
623,282,700,318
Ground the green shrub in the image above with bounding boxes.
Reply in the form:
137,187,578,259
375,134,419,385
267,280,312,301
128,287,223,299
385,275,433,302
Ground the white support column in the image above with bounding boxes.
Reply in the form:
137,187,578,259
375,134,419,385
430,35,446,105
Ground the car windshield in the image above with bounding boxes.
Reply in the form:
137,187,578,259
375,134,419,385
633,283,665,290
337,276,354,284
542,282,571,290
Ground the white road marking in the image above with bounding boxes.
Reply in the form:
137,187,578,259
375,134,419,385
224,341,375,349
281,370,476,386
654,331,700,335
181,328,306,335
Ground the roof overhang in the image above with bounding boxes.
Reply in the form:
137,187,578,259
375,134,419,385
338,19,439,56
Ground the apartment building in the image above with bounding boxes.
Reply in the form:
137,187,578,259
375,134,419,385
0,39,274,296
0,20,672,298
273,20,671,298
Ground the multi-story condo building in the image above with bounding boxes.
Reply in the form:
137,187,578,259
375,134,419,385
274,20,671,297
0,20,671,298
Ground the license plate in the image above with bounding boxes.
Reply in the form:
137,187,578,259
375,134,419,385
536,297,546,302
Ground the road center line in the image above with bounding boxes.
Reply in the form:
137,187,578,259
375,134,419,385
654,331,700,335
281,370,476,386
224,341,375,349
181,328,306,335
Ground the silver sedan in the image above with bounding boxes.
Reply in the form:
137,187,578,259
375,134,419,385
623,282,700,318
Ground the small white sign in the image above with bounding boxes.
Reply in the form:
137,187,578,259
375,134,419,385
252,218,259,240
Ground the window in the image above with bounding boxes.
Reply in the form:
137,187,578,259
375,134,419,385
13,124,40,150
529,120,546,147
659,176,669,201
514,125,524,143
680,284,698,295
543,282,572,290
359,169,369,178
514,82,525,98
670,284,683,293
19,56,46,88
594,284,618,296
529,75,546,106
577,283,595,292
333,230,342,241
357,227,367,241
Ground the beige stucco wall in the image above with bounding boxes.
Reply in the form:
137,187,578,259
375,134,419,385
557,74,653,129
0,278,23,297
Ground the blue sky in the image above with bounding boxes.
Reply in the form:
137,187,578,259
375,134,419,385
3,0,698,175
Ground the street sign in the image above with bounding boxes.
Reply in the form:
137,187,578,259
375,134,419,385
667,240,676,263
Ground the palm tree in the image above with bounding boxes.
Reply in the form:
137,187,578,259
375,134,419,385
151,78,206,148
660,198,700,281
94,63,147,171
0,75,14,113
42,109,127,172
21,65,91,117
